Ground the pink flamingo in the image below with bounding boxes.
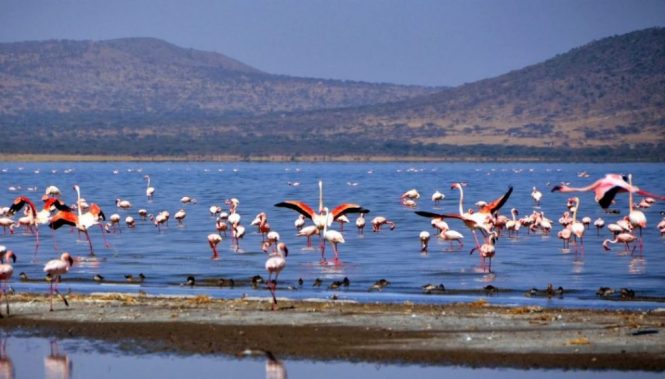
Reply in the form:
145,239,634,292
264,242,288,311
208,233,222,260
43,252,74,311
603,233,639,253
275,180,368,263
551,173,665,210
0,250,16,317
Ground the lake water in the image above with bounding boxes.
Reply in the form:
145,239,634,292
1,162,664,309
0,335,662,379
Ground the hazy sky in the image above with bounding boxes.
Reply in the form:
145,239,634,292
1,0,664,86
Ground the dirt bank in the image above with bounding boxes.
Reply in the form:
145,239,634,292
1,293,664,371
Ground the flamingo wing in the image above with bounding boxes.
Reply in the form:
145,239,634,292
480,186,513,214
274,201,316,219
44,198,72,212
414,211,465,221
49,211,77,230
330,203,369,221
8,196,36,216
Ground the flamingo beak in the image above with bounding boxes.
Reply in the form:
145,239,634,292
10,253,16,263
67,256,74,267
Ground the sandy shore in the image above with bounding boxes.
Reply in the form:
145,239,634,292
1,293,664,371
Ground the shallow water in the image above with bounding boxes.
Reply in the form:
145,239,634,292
1,162,664,309
0,335,662,379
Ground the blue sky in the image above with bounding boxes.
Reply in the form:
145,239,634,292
1,0,664,86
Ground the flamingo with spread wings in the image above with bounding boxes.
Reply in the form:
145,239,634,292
416,183,513,252
551,173,665,210
275,180,369,264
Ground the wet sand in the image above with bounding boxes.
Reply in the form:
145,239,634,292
1,293,664,371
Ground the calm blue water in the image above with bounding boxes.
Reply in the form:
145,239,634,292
1,335,662,379
1,162,664,309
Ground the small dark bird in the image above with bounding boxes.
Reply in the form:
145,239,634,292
251,275,265,288
484,285,498,294
184,275,196,286
620,288,635,299
422,283,445,294
313,278,322,287
93,274,104,282
369,279,390,291
297,278,304,286
219,278,235,287
19,272,29,281
138,273,146,283
596,287,614,297
329,277,350,289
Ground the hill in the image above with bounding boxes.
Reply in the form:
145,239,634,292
0,37,435,118
1,29,664,161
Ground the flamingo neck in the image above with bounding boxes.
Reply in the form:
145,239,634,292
75,186,82,218
572,199,579,222
318,180,323,212
628,174,634,212
456,185,464,215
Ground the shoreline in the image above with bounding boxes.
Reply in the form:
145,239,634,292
1,293,664,371
0,154,662,163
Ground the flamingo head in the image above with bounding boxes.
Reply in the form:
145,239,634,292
61,252,74,267
602,240,612,251
1,250,16,264
450,182,462,190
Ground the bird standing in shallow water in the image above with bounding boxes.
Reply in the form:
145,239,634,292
43,252,74,311
275,180,368,264
0,250,16,317
265,242,288,311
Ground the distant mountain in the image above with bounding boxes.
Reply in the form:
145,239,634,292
0,37,436,118
1,29,664,161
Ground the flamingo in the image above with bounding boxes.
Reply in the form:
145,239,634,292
208,233,222,259
7,196,44,254
275,180,368,263
419,231,430,252
48,185,107,256
0,250,16,317
264,242,288,310
109,213,121,232
209,205,222,216
558,227,572,250
294,214,306,230
551,173,665,210
138,209,148,220
181,196,195,204
416,183,513,252
0,218,14,235
323,224,345,262
439,229,464,250
603,233,639,252
144,175,155,199
150,211,169,231
215,217,228,237
627,174,647,236
44,185,61,197
174,209,187,225
336,214,350,231
125,216,136,228
593,217,605,236
569,197,585,252
505,208,520,238
401,189,420,200
470,232,498,272
43,252,74,311
371,216,396,232
431,190,445,205
297,225,319,248
355,213,366,234
531,187,542,207
115,198,132,209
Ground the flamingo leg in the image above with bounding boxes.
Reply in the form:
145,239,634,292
319,235,327,264
49,279,54,311
210,243,219,260
83,229,95,256
98,224,112,249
